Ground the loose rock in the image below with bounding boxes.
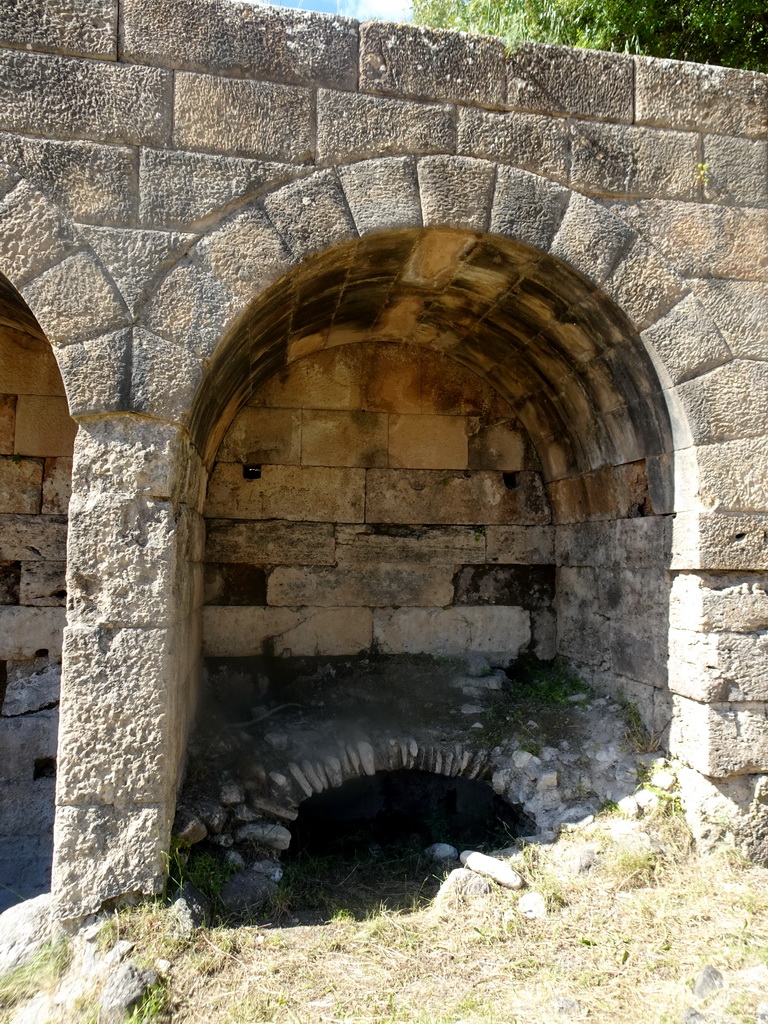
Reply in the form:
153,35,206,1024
434,867,493,908
235,823,292,850
170,882,210,936
517,891,547,918
424,843,459,861
172,808,207,846
0,893,52,975
219,867,278,916
99,962,158,1023
460,850,524,889
693,965,724,1000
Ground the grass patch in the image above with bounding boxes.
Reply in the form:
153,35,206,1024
93,803,768,1024
506,654,590,706
0,942,71,1022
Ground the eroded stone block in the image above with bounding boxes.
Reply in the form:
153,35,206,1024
13,397,76,458
0,605,65,659
335,523,486,566
205,463,365,522
202,605,373,657
373,605,530,656
389,414,468,470
205,519,335,566
19,562,66,607
457,107,568,181
301,409,388,468
268,565,454,608
0,456,41,514
0,0,117,59
486,525,554,564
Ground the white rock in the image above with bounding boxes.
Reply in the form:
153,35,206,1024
513,750,534,768
635,789,660,813
0,894,52,975
235,823,291,850
219,782,245,805
460,851,524,889
424,843,458,862
617,795,640,818
538,771,559,789
249,859,283,882
518,891,547,918
650,768,675,791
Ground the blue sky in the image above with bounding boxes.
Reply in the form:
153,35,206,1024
268,0,413,22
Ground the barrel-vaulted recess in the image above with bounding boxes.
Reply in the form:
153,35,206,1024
191,228,673,501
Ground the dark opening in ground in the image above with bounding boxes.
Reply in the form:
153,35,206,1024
272,770,534,923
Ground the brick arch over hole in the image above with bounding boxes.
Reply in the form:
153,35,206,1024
189,225,674,502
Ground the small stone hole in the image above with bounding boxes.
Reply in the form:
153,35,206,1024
734,533,747,542
33,758,56,780
502,472,518,490
243,464,262,480
35,649,48,658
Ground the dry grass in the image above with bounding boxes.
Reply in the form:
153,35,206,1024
99,804,768,1024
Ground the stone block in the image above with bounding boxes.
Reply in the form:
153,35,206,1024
263,170,356,261
19,562,66,607
0,394,14,454
129,328,202,425
218,407,300,465
0,134,138,226
138,147,294,229
56,331,130,417
0,561,20,604
194,205,291,303
57,624,182,805
316,90,456,163
360,21,505,106
670,571,768,634
361,344,421,414
671,511,768,571
337,157,421,237
703,135,768,207
23,250,129,346
204,563,266,606
467,418,526,471
122,0,357,88
453,564,555,609
669,628,768,702
670,695,768,777
0,606,65,659
457,107,568,181
0,50,171,146
695,437,768,513
0,709,58,783
603,238,685,332
335,523,486,565
3,656,61,714
641,294,730,388
202,605,373,657
52,803,168,920
0,456,41,514
0,514,67,562
550,193,635,284
373,605,530,657
389,414,468,470
490,165,570,253
205,463,365,523
555,520,616,567
486,525,554,564
0,180,75,287
570,122,698,200
615,515,673,569
174,73,312,162
507,44,634,121
0,0,117,59
0,329,65,398
365,468,550,525
13,396,76,457
205,519,335,566
142,258,241,360
268,565,454,608
609,621,667,689
418,156,495,233
252,345,363,412
674,360,768,444
617,200,768,283
691,279,768,361
301,410,388,468
635,56,768,137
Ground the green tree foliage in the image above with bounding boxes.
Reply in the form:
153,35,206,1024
412,0,768,72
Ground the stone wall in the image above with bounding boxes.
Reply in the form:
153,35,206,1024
0,294,75,910
0,0,763,919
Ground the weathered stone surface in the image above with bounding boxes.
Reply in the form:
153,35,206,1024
0,50,171,146
389,413,468,469
174,73,313,162
669,628,768,702
0,606,65,659
122,0,357,89
0,456,42,514
360,21,505,106
0,135,138,226
641,294,730,387
0,893,52,975
194,205,290,302
703,135,768,207
635,56,768,137
674,360,768,444
100,963,158,1023
335,523,486,566
671,511,768,571
486,525,554,564
570,122,698,200
337,157,421,236
373,605,530,656
0,0,116,59
0,514,67,561
205,519,335,565
691,279,768,360
550,193,634,284
170,881,209,935
365,469,551,526
317,90,456,163
268,565,454,608
202,605,373,657
460,849,524,888
218,407,300,465
453,564,555,609
670,695,768,778
0,180,76,288
263,170,356,261
602,238,685,331
617,200,768,283
457,107,568,181
507,44,634,121
491,165,569,253
130,328,202,424
671,572,768,634
219,867,278,915
13,395,75,457
56,330,130,416
19,561,66,607
301,409,388,467
206,463,365,522
418,156,495,233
